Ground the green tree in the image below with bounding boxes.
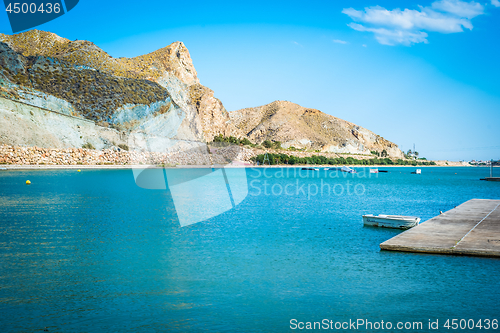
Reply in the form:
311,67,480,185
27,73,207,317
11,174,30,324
213,134,224,142
240,138,252,146
262,140,273,149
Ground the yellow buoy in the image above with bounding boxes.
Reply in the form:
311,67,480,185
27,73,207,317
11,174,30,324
26,180,31,185
77,169,81,172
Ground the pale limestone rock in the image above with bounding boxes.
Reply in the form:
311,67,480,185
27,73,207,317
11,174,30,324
1,30,403,159
230,100,404,159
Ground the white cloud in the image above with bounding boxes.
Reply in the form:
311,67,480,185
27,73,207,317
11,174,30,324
349,23,428,46
292,41,303,47
333,39,348,44
492,0,500,7
431,0,484,18
343,0,486,46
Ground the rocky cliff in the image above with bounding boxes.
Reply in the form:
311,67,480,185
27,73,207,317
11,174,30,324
230,100,403,158
0,30,238,151
0,30,402,158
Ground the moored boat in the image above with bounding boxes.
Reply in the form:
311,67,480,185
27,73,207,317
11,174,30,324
362,214,420,229
301,167,319,171
341,166,356,173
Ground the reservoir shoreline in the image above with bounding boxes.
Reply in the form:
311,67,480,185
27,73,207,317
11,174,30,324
0,145,468,168
1,164,488,170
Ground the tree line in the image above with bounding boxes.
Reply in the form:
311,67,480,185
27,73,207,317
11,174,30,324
212,134,281,149
251,153,436,166
212,135,435,166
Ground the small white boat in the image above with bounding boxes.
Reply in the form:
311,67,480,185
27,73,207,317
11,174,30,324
411,169,421,174
341,166,356,173
369,168,378,173
362,214,420,229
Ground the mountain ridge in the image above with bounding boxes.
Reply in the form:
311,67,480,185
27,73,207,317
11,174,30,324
0,29,242,151
0,30,402,158
230,100,402,158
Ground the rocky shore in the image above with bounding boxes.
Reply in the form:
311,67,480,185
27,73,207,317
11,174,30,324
0,144,370,166
0,144,257,166
0,144,466,167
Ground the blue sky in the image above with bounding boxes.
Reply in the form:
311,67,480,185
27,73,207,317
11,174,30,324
1,0,499,161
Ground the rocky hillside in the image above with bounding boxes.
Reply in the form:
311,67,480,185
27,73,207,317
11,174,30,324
230,100,403,158
0,30,401,158
189,83,242,140
0,30,240,151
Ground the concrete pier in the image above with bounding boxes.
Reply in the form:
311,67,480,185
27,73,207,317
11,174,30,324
380,199,500,258
481,177,500,182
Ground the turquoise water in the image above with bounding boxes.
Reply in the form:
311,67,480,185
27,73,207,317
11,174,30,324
1,167,499,332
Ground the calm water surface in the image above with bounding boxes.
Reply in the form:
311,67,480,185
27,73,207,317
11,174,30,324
0,167,499,332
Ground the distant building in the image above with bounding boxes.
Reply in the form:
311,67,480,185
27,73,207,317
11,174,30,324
469,160,493,166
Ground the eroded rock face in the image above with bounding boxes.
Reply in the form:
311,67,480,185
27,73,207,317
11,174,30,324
189,84,243,141
0,30,198,86
0,30,230,150
0,97,126,150
0,30,403,158
0,42,26,79
230,100,403,158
